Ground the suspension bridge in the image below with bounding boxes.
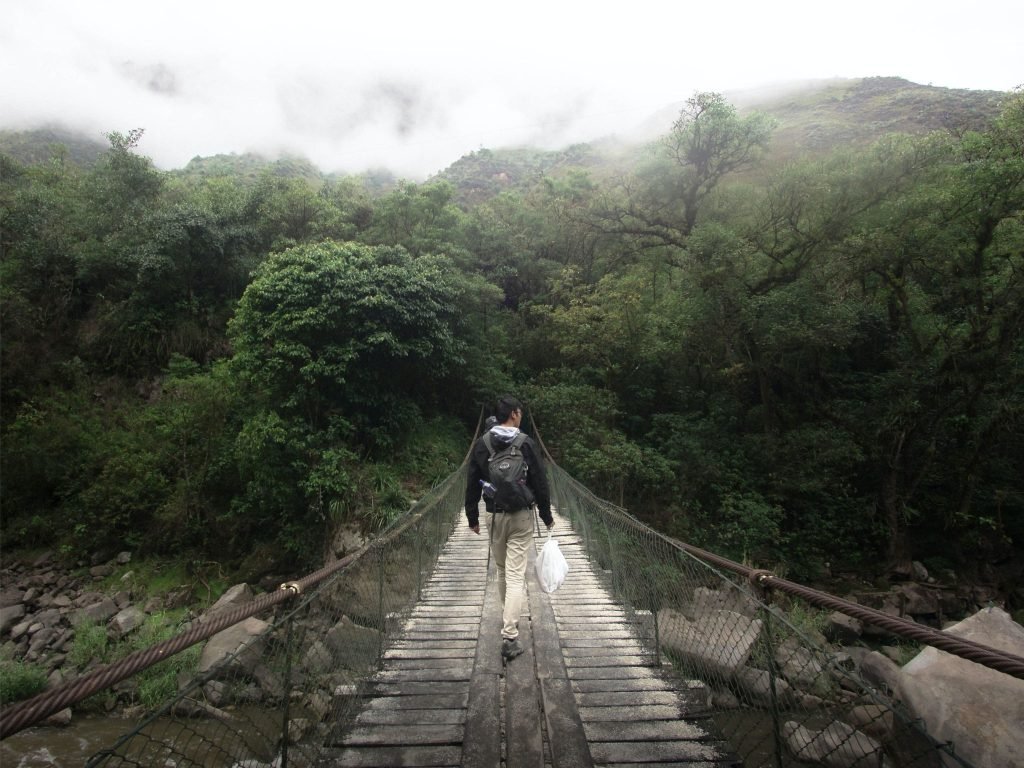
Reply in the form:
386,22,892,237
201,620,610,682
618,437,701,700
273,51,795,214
2,437,1023,768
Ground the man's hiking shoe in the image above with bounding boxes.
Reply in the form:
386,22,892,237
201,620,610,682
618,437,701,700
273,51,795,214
501,638,524,661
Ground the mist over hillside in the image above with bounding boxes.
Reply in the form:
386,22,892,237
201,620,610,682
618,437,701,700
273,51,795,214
1,77,1009,186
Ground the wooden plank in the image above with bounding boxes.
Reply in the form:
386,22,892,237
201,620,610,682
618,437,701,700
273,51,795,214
567,666,661,680
572,678,673,693
355,709,465,726
582,719,712,742
589,740,725,764
364,694,468,709
505,596,542,768
365,681,467,696
473,576,503,675
462,672,500,768
576,690,682,707
373,668,471,683
563,655,651,668
541,676,594,768
331,745,462,767
342,724,463,746
528,569,566,680
578,704,684,722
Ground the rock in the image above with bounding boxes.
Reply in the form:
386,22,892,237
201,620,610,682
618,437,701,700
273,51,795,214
113,591,131,609
287,717,311,744
10,620,31,641
53,595,73,608
774,635,831,697
879,645,905,664
23,587,41,604
733,666,793,707
896,607,1024,768
198,617,270,675
89,564,115,578
33,608,62,628
302,640,334,675
109,606,146,637
0,589,26,608
204,680,228,706
202,584,253,620
306,690,332,721
658,608,762,679
827,612,862,643
782,720,887,768
690,585,759,619
894,583,940,616
27,627,58,654
845,704,895,742
252,663,285,700
70,597,118,627
0,604,26,635
43,707,73,727
116,551,132,565
912,561,929,582
32,551,55,568
324,616,383,672
860,651,902,695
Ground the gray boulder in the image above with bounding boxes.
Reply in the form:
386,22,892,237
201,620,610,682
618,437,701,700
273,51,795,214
109,606,146,638
775,634,831,697
0,604,26,635
658,607,762,679
198,617,270,675
71,597,118,627
783,720,889,768
860,650,902,695
897,607,1024,768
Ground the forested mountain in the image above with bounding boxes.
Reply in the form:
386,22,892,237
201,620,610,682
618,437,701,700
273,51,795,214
2,78,1021,607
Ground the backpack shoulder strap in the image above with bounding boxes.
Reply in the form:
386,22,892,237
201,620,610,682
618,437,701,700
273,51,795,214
483,432,496,458
510,433,528,451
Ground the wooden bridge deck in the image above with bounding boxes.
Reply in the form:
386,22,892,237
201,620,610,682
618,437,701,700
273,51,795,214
320,512,739,767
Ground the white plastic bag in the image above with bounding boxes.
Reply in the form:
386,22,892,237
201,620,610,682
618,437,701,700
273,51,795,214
535,533,569,593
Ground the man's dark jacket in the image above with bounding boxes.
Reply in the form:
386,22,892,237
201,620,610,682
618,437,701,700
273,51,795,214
464,428,553,529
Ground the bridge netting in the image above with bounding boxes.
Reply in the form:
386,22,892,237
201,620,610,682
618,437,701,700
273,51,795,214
5,435,1019,766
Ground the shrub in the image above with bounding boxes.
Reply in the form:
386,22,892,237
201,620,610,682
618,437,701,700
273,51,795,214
0,661,48,704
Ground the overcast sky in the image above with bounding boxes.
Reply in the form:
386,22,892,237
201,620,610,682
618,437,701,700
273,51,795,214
2,0,1021,178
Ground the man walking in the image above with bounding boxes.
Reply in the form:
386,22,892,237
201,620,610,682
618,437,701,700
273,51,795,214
466,395,553,661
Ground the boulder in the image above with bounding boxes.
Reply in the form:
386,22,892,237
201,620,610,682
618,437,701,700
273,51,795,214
690,585,759,619
860,650,902,695
827,612,862,643
0,604,26,635
658,607,762,679
774,635,831,697
109,606,146,638
733,665,793,708
324,616,382,672
1,589,26,609
845,703,896,743
897,607,1024,768
202,584,253,620
303,640,334,675
198,617,270,675
782,720,888,768
71,597,118,627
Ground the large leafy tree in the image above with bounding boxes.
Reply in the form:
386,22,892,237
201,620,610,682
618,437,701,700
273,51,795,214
227,241,472,555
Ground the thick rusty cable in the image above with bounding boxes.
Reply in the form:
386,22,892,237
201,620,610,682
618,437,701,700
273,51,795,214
548,459,1024,682
0,549,350,740
0,463,471,741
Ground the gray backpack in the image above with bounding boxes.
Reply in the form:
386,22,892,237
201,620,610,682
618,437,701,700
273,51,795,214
484,432,535,511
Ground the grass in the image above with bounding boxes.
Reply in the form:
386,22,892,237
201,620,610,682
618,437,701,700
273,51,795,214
0,660,49,704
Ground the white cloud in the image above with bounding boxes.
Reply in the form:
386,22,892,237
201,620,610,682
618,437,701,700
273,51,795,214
2,0,1021,178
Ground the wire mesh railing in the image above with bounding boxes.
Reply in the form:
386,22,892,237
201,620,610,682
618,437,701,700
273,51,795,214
65,462,469,768
545,460,995,768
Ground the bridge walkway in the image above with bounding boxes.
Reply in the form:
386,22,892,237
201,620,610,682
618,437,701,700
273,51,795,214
319,510,738,767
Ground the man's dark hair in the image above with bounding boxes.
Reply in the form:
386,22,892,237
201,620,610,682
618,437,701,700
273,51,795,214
495,395,523,424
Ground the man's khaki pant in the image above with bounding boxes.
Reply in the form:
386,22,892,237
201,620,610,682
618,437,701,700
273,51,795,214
489,509,534,640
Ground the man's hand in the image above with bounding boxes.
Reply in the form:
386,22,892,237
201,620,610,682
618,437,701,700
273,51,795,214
471,525,480,535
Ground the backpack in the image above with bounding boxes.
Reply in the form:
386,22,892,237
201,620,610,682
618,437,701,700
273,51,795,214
483,432,535,511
